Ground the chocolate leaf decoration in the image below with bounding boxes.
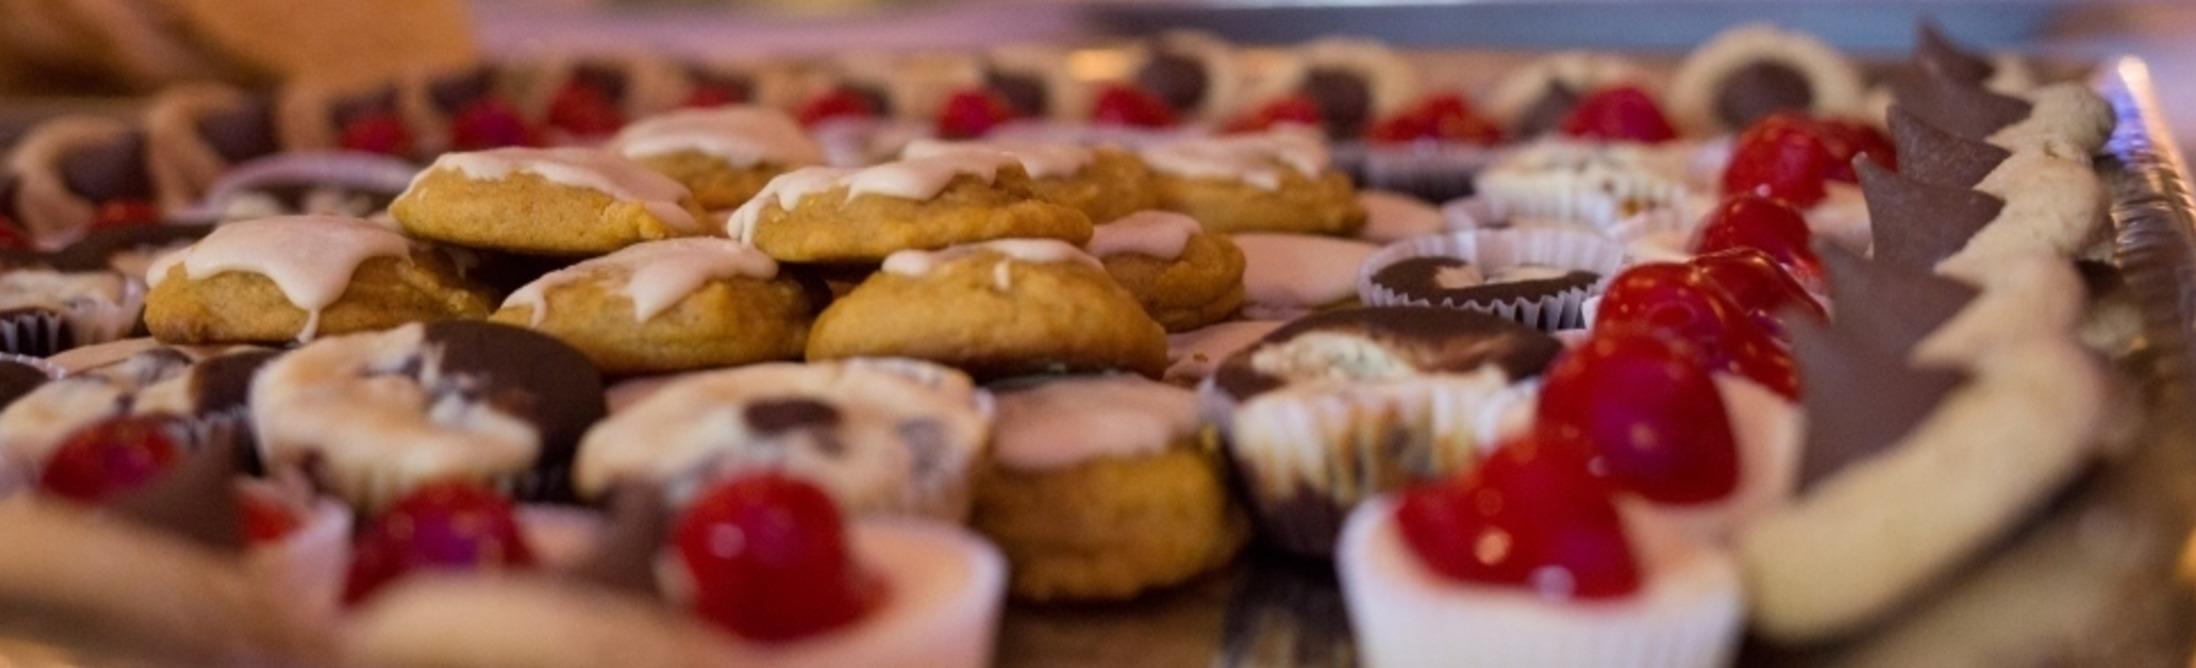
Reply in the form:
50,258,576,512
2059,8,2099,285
1914,20,1994,84
112,438,244,553
1790,318,1968,490
1817,243,1978,356
0,360,49,410
574,483,669,597
1858,160,2003,272
420,321,606,474
1886,70,2030,141
1888,104,2010,189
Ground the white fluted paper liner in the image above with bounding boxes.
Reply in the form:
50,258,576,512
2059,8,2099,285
1359,142,1503,204
1339,497,1743,668
1357,228,1626,331
722,519,1006,668
1474,155,1691,231
250,498,353,628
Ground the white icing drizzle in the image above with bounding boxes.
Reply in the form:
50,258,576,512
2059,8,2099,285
724,151,1020,243
1087,211,1203,260
1232,233,1378,308
416,147,699,232
1139,130,1329,191
991,376,1201,471
502,238,779,326
902,139,1095,179
725,166,858,242
881,239,1102,284
610,107,827,169
145,215,412,341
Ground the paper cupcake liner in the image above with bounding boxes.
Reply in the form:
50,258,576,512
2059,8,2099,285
0,310,71,357
1356,142,1504,204
1474,161,1691,231
1357,227,1627,331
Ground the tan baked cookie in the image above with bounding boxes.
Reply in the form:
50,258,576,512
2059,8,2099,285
392,147,708,255
1086,211,1245,332
728,151,1092,263
1141,130,1364,235
492,238,812,374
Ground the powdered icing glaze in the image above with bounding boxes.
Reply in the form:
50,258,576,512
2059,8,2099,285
146,215,412,341
991,375,1201,471
1087,211,1203,260
419,147,699,232
610,107,826,168
724,152,1022,243
881,239,1102,279
1232,233,1378,308
902,139,1095,179
503,238,779,326
1139,130,1329,190
725,166,857,242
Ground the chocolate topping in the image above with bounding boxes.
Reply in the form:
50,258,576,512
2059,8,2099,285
1713,61,1814,129
327,87,400,128
1136,49,1209,113
570,62,630,103
1887,70,2030,141
188,350,279,416
1790,318,1967,490
430,66,498,114
418,321,607,469
984,69,1049,118
1513,82,1580,137
1858,160,2003,271
744,397,841,436
1816,243,1977,356
112,438,245,553
47,223,213,272
1301,67,1373,139
574,483,669,597
194,96,279,165
1887,104,2010,189
1370,257,1598,312
60,131,153,202
1914,21,1994,84
1213,306,1562,401
0,359,49,409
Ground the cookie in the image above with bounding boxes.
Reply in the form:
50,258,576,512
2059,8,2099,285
1668,24,1865,133
1125,31,1246,122
1141,130,1364,235
902,139,1158,225
983,44,1091,121
1291,38,1419,139
392,147,709,255
609,107,826,211
492,238,812,374
1486,51,1653,137
727,152,1092,263
1086,211,1245,332
1232,232,1379,320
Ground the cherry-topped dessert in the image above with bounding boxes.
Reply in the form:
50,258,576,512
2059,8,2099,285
546,81,627,139
798,88,882,129
36,414,185,503
449,98,540,151
343,482,536,605
1594,262,1800,397
1689,248,1826,333
1394,434,1640,599
1225,95,1323,134
675,472,884,643
1364,93,1503,146
1694,192,1824,288
236,483,305,545
935,89,1017,140
1557,86,1676,144
1535,326,1741,504
337,112,415,157
1722,113,1896,207
1090,84,1178,129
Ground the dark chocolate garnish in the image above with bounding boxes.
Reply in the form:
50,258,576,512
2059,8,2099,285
846,84,893,117
418,321,607,471
1137,49,1209,113
187,350,279,416
574,483,668,597
111,437,245,553
327,86,400,129
1886,70,2030,141
570,62,630,103
744,397,841,436
1713,61,1814,129
985,69,1048,118
430,66,498,114
1301,67,1373,139
1513,81,1580,138
1212,306,1563,401
1858,160,2003,271
0,359,49,409
1369,257,1599,311
59,131,153,202
1789,318,1967,490
1887,104,2010,189
194,96,279,165
1914,20,1994,84
1816,243,1977,356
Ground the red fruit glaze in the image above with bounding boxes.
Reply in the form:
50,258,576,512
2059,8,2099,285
682,84,745,109
1722,114,1832,207
1811,118,1895,183
1693,193,1823,287
1226,95,1323,134
0,218,27,250
1365,94,1504,145
798,88,879,129
36,415,183,503
1535,326,1741,504
238,487,303,545
1090,85,1178,128
1689,248,1826,330
337,113,414,157
90,200,160,231
1557,86,1676,144
935,89,1017,139
546,82,627,137
342,482,535,605
676,473,882,643
1394,435,1641,599
449,98,539,151
1594,263,1801,398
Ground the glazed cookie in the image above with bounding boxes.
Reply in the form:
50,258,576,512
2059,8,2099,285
522,54,689,141
0,346,273,482
1356,190,1446,244
727,152,1093,263
142,83,283,211
6,116,161,249
392,147,709,255
1668,24,1865,133
493,238,811,374
144,215,494,344
983,44,1091,121
610,107,825,211
1142,130,1364,235
1486,51,1654,137
575,358,989,520
1085,211,1245,332
807,239,1168,378
274,80,416,157
902,139,1158,225
1232,232,1379,320
1125,31,1246,122
974,375,1244,601
251,321,606,508
1289,38,1420,139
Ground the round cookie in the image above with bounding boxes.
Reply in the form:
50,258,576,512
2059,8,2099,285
144,215,493,344
575,358,989,520
983,44,1090,122
972,375,1245,601
806,239,1167,379
902,139,1157,225
1669,24,1865,133
727,152,1093,264
1486,51,1654,137
1141,130,1364,235
391,147,709,255
492,238,812,374
1124,31,1245,122
1291,38,1419,139
1086,211,1244,332
610,107,826,211
250,320,606,509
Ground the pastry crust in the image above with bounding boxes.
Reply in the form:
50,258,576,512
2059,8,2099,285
974,439,1245,601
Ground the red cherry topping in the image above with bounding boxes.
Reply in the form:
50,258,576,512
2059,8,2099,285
1558,86,1676,144
1090,84,1178,129
342,482,535,605
675,473,881,643
546,82,627,138
1694,193,1823,287
935,89,1017,139
1365,93,1503,145
1535,326,1741,504
1721,114,1832,207
1689,248,1826,331
1810,118,1895,183
449,97,539,151
37,415,184,503
90,200,160,231
0,218,27,250
1594,263,1800,398
798,88,879,129
1395,435,1640,599
337,112,414,157
237,486,303,545
682,83,745,109
1225,95,1323,134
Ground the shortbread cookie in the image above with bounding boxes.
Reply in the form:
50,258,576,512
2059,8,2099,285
493,238,812,374
392,147,708,255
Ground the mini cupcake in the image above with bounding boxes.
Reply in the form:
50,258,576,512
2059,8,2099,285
1231,232,1380,320
1359,228,1627,331
141,83,284,211
493,238,812,374
0,347,272,478
6,117,163,249
1085,210,1246,332
1122,31,1249,123
973,375,1245,601
609,107,827,211
45,223,215,283
0,266,142,356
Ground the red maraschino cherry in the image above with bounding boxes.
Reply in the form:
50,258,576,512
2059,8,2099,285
337,113,414,157
1722,114,1832,207
1811,118,1895,183
37,415,184,503
1226,95,1322,134
1394,434,1640,599
449,98,539,151
1366,93,1503,145
1558,86,1676,144
546,82,627,138
798,88,878,129
683,83,745,109
90,200,160,232
936,89,1017,139
1595,263,1800,398
1693,192,1823,287
1535,326,1741,504
676,473,882,643
1689,248,1826,331
0,218,28,250
343,482,535,605
1091,84,1178,128
238,486,304,545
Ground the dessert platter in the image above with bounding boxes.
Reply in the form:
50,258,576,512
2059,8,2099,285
0,17,2190,667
